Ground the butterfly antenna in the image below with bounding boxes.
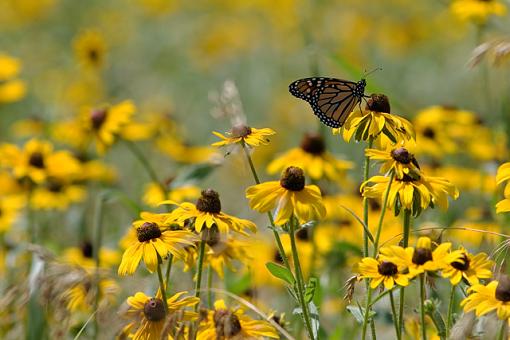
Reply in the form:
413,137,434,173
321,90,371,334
363,67,382,78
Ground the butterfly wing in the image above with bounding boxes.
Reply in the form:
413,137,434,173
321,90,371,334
289,77,363,128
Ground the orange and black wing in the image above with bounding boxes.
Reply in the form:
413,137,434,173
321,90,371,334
289,77,365,128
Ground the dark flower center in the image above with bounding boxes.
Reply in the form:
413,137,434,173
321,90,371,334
29,152,45,169
143,298,166,321
378,261,398,276
137,222,162,242
391,147,413,164
422,127,436,139
47,180,63,193
274,250,284,264
230,124,252,138
300,133,325,155
213,309,242,337
90,109,107,130
366,94,391,113
280,166,305,191
296,228,311,241
451,254,470,271
81,241,93,258
88,48,99,62
196,189,221,214
412,248,433,265
495,275,510,302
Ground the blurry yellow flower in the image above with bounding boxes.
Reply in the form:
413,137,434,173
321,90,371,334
81,100,135,154
51,119,90,151
442,248,493,285
335,94,414,143
205,235,251,279
30,179,86,210
496,162,510,213
65,278,118,312
267,133,353,182
362,171,459,217
246,166,326,226
212,124,275,147
120,121,157,141
451,0,506,23
0,139,81,183
156,136,218,164
461,275,510,320
118,212,198,275
427,165,495,195
0,195,24,232
380,237,464,278
197,299,278,339
122,291,199,339
73,30,107,69
78,159,117,183
365,144,420,179
246,237,289,287
163,189,256,235
0,53,26,103
357,257,410,290
143,182,200,207
61,241,120,270
11,117,45,138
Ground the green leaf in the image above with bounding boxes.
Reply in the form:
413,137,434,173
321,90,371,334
305,277,318,303
225,271,252,295
266,262,295,285
173,163,218,186
346,305,376,324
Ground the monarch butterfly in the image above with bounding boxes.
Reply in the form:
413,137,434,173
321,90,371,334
289,77,368,128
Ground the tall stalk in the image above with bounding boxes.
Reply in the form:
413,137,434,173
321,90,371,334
446,284,456,338
92,194,105,340
156,257,169,313
389,290,401,340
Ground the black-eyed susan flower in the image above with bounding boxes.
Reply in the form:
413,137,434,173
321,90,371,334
362,171,459,217
365,144,420,179
61,241,120,270
156,135,218,164
30,179,86,210
461,275,510,321
442,248,493,285
73,29,107,69
0,139,81,183
357,257,410,290
496,162,510,213
0,53,26,104
205,234,251,279
267,133,353,182
118,212,198,275
81,100,135,155
335,94,414,144
212,124,275,147
451,0,506,23
163,189,256,235
64,278,118,312
197,299,278,339
121,291,199,340
0,195,24,232
246,166,326,226
143,181,201,207
380,237,464,278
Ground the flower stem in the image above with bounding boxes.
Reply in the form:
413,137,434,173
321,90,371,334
419,274,427,340
372,171,395,257
240,142,293,273
361,286,374,340
156,258,169,313
165,254,174,294
497,318,507,340
124,140,166,193
92,193,106,340
446,284,456,338
289,217,315,340
389,290,401,340
194,238,206,307
398,209,412,334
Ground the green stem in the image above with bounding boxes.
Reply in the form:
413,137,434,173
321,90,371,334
398,209,412,335
389,290,401,340
207,264,213,308
124,140,166,193
92,194,105,340
156,259,169,313
496,318,507,340
240,142,292,273
361,286,374,340
372,171,395,257
194,239,206,306
419,274,427,340
446,284,456,338
164,254,174,295
289,217,315,340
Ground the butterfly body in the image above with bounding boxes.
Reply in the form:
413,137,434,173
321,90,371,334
289,77,367,128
